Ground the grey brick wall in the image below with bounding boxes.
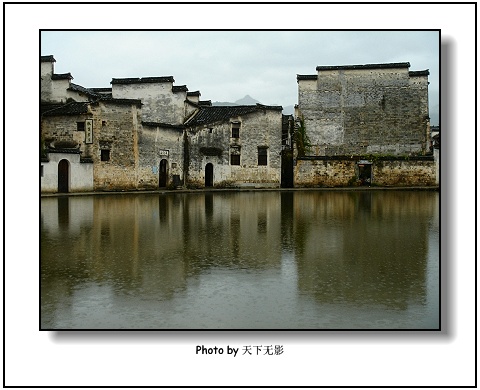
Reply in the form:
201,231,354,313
298,66,430,157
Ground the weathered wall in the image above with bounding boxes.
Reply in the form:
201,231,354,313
42,112,91,153
41,60,54,102
41,152,93,192
297,64,430,156
137,124,185,188
294,157,436,187
186,109,282,187
112,79,185,125
89,101,140,190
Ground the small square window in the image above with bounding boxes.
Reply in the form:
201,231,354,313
258,147,268,166
101,149,110,161
231,124,240,138
230,154,240,166
77,121,85,131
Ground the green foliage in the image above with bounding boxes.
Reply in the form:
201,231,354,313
166,181,177,190
347,176,361,187
214,180,237,189
40,134,46,158
186,180,203,190
294,116,312,157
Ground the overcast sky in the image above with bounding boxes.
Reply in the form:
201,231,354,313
41,30,439,124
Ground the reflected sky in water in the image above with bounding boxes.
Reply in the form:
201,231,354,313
41,190,439,329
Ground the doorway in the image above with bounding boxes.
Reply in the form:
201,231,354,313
159,159,168,187
58,159,69,193
281,149,294,188
357,161,372,185
205,163,213,187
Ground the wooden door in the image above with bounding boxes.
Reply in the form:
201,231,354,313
58,159,69,193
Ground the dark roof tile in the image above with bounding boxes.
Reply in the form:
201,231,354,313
409,70,430,77
97,97,142,107
41,102,90,116
111,76,174,84
172,85,188,92
142,121,184,130
316,62,410,71
51,73,73,80
297,74,318,81
41,55,56,63
186,104,282,127
68,83,99,98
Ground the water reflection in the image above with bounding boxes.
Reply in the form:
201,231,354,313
41,190,439,329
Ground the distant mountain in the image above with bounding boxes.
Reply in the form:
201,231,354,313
282,105,294,115
235,95,260,105
212,95,260,106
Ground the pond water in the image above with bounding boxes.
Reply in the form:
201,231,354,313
41,190,439,330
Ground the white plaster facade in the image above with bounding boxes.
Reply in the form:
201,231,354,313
41,152,94,193
111,78,186,125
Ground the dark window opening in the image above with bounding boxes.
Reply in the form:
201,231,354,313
231,154,240,166
77,121,85,131
258,147,268,166
40,165,44,177
231,124,240,138
357,162,372,185
101,149,110,161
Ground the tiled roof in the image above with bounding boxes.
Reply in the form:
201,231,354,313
142,121,184,130
172,85,188,92
297,74,318,81
185,104,282,127
41,55,56,63
96,96,143,107
316,62,410,71
68,83,99,98
91,88,112,93
41,103,65,115
111,76,174,84
41,102,90,116
51,73,73,80
187,91,201,97
409,70,430,77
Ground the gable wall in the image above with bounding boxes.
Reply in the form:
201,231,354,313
298,66,430,156
112,82,185,125
137,125,184,188
186,109,282,187
89,102,140,190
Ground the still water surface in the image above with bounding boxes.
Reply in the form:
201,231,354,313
41,190,439,329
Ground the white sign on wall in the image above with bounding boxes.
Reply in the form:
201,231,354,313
158,149,169,156
85,119,93,144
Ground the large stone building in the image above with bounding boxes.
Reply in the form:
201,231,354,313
40,55,286,193
184,104,284,188
294,62,436,187
40,56,437,193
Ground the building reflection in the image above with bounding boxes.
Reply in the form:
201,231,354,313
292,191,437,309
41,192,284,326
41,190,438,328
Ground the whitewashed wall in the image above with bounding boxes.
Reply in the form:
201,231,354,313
41,152,93,193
